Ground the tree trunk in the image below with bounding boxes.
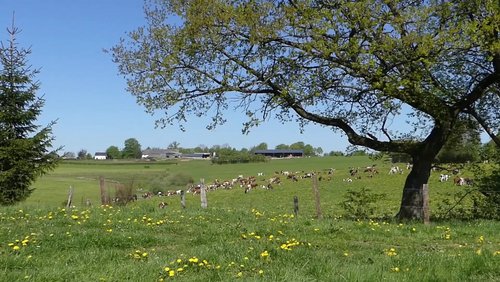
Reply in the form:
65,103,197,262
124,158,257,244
395,121,455,221
396,152,434,221
397,158,432,220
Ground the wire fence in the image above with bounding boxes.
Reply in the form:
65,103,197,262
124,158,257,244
90,175,500,221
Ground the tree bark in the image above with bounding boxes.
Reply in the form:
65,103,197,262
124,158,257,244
396,155,433,220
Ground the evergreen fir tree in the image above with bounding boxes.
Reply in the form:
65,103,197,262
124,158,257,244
0,24,59,205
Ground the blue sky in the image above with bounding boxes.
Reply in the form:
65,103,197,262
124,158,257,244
2,1,351,155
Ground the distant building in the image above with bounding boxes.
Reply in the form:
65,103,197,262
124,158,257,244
254,149,304,158
141,149,181,160
182,152,211,159
94,152,107,160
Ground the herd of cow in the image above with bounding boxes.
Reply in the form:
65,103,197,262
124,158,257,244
136,163,473,205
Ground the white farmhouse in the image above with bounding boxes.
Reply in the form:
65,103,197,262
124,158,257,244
94,152,107,160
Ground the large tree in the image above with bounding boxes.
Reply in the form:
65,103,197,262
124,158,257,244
110,0,500,220
106,145,121,159
0,25,59,205
122,138,142,159
436,117,482,163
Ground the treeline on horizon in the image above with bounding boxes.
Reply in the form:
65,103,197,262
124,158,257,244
61,129,498,166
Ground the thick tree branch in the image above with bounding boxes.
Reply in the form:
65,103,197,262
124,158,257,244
465,106,500,147
455,73,500,110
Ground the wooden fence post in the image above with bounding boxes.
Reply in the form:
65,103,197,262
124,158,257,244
99,176,107,205
180,190,186,209
293,196,299,218
200,178,207,209
66,186,73,209
312,175,323,219
422,184,430,225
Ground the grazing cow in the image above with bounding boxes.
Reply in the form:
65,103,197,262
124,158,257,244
453,176,465,186
287,174,299,182
244,182,258,193
349,167,359,177
187,184,202,195
364,166,378,174
158,202,167,209
389,166,403,175
166,190,182,196
343,178,353,183
406,163,413,170
281,170,291,176
464,178,474,186
268,176,281,185
439,174,450,182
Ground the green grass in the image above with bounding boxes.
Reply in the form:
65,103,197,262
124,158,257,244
1,157,499,281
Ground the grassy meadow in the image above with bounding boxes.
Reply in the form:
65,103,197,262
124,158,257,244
1,156,499,281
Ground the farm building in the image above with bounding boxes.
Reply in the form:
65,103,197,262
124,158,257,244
141,149,181,160
182,152,211,159
254,149,304,158
94,152,107,160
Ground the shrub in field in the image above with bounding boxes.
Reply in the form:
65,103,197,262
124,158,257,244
166,172,194,187
474,164,500,217
437,187,500,220
143,172,194,194
340,188,386,219
113,183,136,206
211,151,267,164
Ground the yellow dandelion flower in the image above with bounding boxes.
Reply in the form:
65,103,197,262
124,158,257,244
493,251,500,256
391,267,400,272
164,267,170,272
12,245,20,251
189,257,199,263
258,270,264,275
385,248,397,256
168,270,175,277
477,236,484,244
237,272,243,277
